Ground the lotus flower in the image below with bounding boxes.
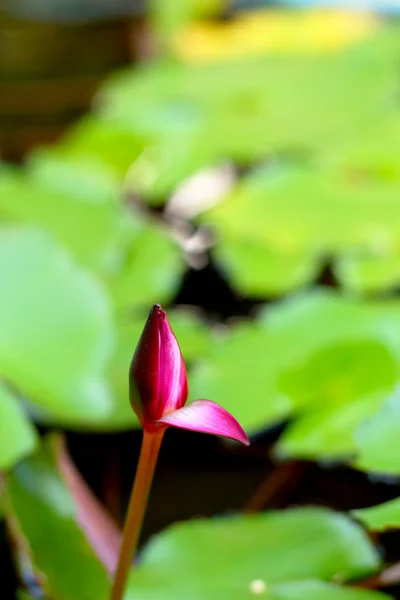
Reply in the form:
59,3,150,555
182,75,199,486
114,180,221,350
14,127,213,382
130,304,249,445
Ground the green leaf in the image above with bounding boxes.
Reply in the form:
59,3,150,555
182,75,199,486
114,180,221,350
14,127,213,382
17,592,37,600
150,0,223,42
0,162,123,271
353,497,400,532
3,438,385,600
4,437,111,600
134,508,379,590
110,225,184,312
0,385,37,470
276,338,397,459
0,228,114,425
103,30,399,166
268,582,389,600
335,253,400,294
169,307,212,361
203,165,400,257
123,137,220,205
213,239,320,296
189,321,293,433
27,148,119,205
277,391,388,461
355,391,400,474
61,116,144,177
126,575,390,600
190,291,400,439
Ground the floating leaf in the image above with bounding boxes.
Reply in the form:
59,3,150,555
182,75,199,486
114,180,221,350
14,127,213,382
61,116,144,177
4,436,120,600
0,228,113,425
354,497,400,532
103,26,399,182
0,385,37,471
135,508,379,588
3,437,383,600
335,253,400,294
126,576,390,600
213,238,320,296
277,391,388,461
355,391,400,474
0,161,123,272
110,225,184,312
190,291,400,440
168,307,212,361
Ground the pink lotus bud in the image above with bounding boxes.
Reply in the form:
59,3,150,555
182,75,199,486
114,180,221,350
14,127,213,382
130,305,249,445
130,304,188,430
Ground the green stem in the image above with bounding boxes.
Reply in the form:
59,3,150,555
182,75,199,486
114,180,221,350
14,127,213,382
110,429,165,600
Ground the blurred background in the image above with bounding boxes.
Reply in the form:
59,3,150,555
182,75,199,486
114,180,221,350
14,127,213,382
2,0,400,598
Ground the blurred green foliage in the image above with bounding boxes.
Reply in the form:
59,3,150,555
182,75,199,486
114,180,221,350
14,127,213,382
4,436,384,600
354,497,400,532
2,2,400,597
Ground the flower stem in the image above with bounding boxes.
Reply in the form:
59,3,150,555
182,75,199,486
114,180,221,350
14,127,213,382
110,429,165,600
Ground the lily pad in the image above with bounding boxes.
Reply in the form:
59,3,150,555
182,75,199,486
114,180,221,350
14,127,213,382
335,253,400,294
213,238,320,296
135,507,379,587
126,576,390,600
354,497,400,532
110,225,185,313
0,162,123,272
190,291,400,440
277,391,388,461
61,116,144,177
4,437,111,600
0,385,37,470
355,390,400,474
3,436,383,600
0,228,114,425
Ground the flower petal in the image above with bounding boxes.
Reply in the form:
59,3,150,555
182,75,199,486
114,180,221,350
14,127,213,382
130,304,188,428
158,310,188,416
157,400,250,445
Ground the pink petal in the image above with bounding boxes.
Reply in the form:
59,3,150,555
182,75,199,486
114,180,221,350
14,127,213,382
130,304,188,428
158,309,188,416
157,400,250,445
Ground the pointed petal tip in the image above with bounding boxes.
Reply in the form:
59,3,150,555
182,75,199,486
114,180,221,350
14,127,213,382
150,303,165,317
157,399,250,446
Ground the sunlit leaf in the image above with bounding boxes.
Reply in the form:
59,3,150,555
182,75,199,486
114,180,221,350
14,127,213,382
173,9,378,63
134,508,379,590
103,27,399,176
354,497,400,532
0,161,123,272
277,391,387,460
335,252,400,293
110,225,185,312
190,291,400,439
4,436,112,600
168,307,212,361
126,577,389,600
213,239,320,296
0,228,114,425
203,165,400,258
0,385,37,471
61,116,144,177
355,390,400,474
